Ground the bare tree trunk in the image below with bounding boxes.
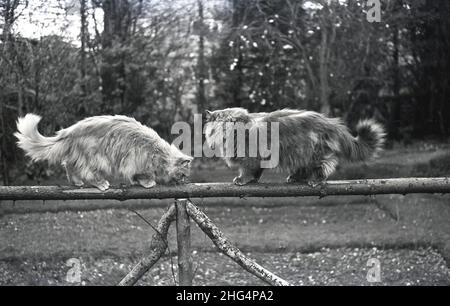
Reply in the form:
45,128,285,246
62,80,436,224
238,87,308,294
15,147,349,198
16,74,23,116
100,0,131,113
196,0,207,113
389,25,401,140
319,25,330,115
318,5,335,115
0,104,10,185
79,0,88,116
0,0,21,186
231,0,243,107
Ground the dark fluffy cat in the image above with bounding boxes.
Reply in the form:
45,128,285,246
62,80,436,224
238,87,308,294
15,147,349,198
204,108,385,186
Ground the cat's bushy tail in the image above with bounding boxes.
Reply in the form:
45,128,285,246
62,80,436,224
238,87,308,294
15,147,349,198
14,114,61,163
343,119,386,162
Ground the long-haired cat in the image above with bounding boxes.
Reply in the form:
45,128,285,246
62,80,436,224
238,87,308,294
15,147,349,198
15,114,193,190
204,108,385,186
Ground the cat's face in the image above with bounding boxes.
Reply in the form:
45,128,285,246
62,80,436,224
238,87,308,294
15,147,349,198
205,108,249,122
168,154,193,184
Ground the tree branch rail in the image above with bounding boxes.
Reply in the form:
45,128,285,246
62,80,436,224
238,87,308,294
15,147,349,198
0,177,448,201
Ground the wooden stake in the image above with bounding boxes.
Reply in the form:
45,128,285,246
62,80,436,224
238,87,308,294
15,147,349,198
176,199,193,286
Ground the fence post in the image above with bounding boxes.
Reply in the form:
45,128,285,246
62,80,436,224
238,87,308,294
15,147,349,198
175,199,193,285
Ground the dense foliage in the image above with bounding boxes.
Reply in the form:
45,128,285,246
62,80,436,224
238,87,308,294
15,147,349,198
1,0,449,183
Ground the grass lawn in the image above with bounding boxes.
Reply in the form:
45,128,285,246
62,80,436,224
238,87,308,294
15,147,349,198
0,142,449,285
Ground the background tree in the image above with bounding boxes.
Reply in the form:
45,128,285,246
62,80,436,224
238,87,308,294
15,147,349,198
0,0,449,184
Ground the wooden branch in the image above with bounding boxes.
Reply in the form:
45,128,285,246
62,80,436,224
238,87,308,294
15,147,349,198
0,178,449,201
118,205,176,286
186,200,291,286
176,199,193,286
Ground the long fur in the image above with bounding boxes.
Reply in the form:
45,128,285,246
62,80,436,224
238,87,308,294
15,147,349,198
15,114,193,190
204,108,385,185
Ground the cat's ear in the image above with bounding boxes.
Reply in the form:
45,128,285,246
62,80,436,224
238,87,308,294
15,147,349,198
204,110,212,121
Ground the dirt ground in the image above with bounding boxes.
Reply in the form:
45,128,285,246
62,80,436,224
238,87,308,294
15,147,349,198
0,143,449,286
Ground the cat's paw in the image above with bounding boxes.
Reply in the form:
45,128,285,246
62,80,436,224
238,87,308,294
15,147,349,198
138,179,156,188
307,180,326,188
233,176,257,186
73,181,84,187
233,176,245,186
94,180,110,191
71,176,84,187
286,175,303,184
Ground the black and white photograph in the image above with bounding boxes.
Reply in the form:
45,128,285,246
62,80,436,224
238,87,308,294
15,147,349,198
0,0,449,290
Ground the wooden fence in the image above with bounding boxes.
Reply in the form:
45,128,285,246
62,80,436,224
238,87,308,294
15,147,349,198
1,177,449,286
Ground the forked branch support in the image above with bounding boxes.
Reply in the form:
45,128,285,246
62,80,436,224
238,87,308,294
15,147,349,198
118,201,291,286
185,200,291,286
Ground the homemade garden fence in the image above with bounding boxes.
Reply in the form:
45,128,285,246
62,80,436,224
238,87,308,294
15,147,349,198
1,177,449,286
